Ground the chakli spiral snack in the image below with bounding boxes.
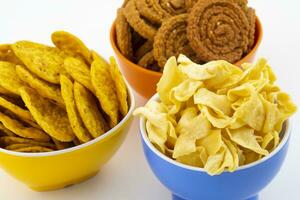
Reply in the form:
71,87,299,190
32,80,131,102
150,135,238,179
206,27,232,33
115,0,257,71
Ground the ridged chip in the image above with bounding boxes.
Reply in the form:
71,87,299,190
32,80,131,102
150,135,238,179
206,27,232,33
11,41,66,84
0,61,23,95
74,82,107,138
20,87,75,142
109,57,128,117
51,31,92,64
91,57,119,127
16,65,64,106
60,75,92,142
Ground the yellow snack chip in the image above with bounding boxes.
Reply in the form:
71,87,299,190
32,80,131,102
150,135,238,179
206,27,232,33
5,143,33,150
0,112,50,142
135,55,297,175
64,57,95,93
91,57,119,127
51,31,92,64
14,146,53,153
52,138,73,150
12,41,66,84
0,44,23,65
0,61,23,95
16,65,64,106
109,56,128,117
0,136,55,149
20,87,75,142
74,82,108,138
60,75,92,143
0,123,16,136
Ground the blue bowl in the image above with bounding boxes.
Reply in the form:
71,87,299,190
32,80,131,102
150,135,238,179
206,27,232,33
139,94,292,200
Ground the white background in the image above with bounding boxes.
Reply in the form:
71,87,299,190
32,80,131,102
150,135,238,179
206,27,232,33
0,0,300,199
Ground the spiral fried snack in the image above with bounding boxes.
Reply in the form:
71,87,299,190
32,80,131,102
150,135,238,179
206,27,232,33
135,0,163,24
153,14,199,67
116,8,133,60
124,0,157,40
138,51,161,72
154,0,187,15
187,0,253,63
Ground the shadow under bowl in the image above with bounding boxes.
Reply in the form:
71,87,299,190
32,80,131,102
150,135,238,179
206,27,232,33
110,17,263,99
139,94,291,200
0,82,136,191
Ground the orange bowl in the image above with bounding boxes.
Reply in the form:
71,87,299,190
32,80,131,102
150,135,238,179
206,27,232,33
110,17,263,99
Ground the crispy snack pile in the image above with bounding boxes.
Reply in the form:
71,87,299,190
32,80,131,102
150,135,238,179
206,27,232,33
116,0,256,71
134,55,297,175
0,31,128,153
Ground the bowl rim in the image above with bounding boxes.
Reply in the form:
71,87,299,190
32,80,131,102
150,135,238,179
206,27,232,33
139,93,292,173
0,76,136,157
110,16,263,76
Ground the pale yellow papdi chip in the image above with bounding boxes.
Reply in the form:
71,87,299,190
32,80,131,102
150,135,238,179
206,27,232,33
16,65,64,106
60,75,92,143
12,41,66,84
64,57,95,93
0,112,50,142
51,31,92,64
109,57,128,117
20,87,75,142
0,61,23,95
0,44,23,65
134,55,297,175
74,82,107,138
91,57,119,127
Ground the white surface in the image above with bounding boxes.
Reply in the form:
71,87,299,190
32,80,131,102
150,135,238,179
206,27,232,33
0,0,299,199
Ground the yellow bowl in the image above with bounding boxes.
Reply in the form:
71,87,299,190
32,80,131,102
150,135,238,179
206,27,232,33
0,83,135,192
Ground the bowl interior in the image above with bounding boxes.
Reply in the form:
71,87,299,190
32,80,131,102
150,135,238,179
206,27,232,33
0,80,136,157
140,94,291,173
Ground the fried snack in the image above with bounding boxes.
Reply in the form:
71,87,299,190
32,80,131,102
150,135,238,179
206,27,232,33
60,75,92,143
247,8,256,52
74,82,107,138
52,138,74,150
16,65,64,106
138,51,158,70
124,0,157,40
134,40,153,61
0,44,23,65
0,123,16,136
187,0,251,63
122,0,130,7
0,61,23,95
153,14,199,67
12,41,66,84
153,0,187,16
20,87,75,142
14,146,54,153
109,57,128,116
0,112,50,142
51,31,92,64
185,0,198,11
91,58,119,127
64,57,95,94
0,96,37,127
135,0,164,24
116,8,133,60
0,136,55,149
0,86,15,97
5,143,33,150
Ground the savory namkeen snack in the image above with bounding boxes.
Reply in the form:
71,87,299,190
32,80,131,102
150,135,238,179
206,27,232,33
20,87,75,142
74,82,107,138
60,75,92,143
0,31,129,153
91,56,119,128
12,41,66,84
0,61,23,95
115,0,256,71
134,55,297,175
51,31,92,64
16,65,64,107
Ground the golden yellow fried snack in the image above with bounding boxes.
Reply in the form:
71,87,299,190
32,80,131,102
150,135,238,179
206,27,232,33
0,136,55,149
51,31,92,64
109,57,128,117
52,138,74,150
63,57,95,93
60,75,92,143
5,143,33,150
12,41,66,84
0,86,15,96
91,57,119,127
0,61,23,95
0,44,23,65
14,146,54,153
74,82,107,138
0,112,50,142
20,87,75,142
16,65,64,107
0,123,16,136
